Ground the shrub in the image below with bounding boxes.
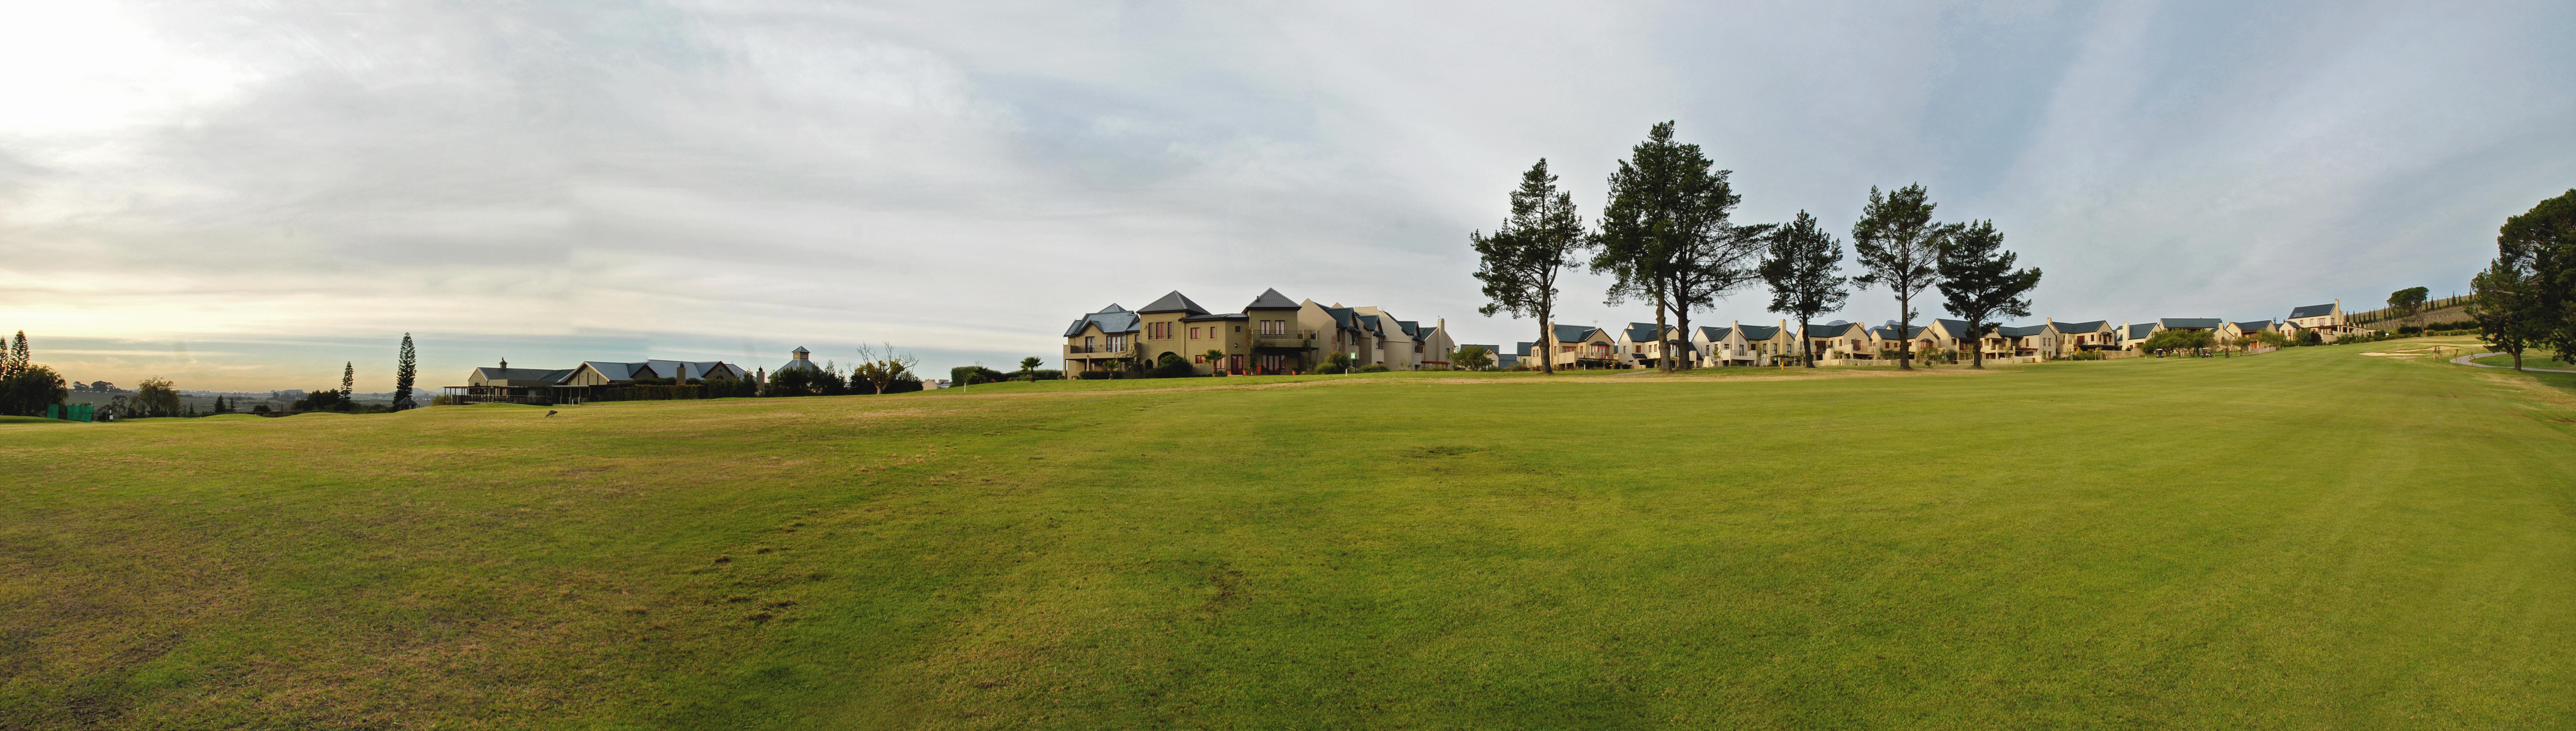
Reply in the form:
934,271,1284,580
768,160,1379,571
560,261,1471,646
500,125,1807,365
1356,364,1391,373
0,364,68,417
1023,369,1063,381
1149,353,1197,379
950,366,1010,386
1077,371,1113,380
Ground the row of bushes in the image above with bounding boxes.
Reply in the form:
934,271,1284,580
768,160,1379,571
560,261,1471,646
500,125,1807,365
949,366,1064,385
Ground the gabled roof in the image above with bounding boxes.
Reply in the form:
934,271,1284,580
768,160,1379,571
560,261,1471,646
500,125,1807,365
2160,318,2224,329
1138,291,1209,315
2232,320,2275,330
1552,324,1600,342
585,360,748,382
1872,325,1925,339
1805,322,1862,338
472,366,574,384
1063,304,1141,337
1397,320,1420,337
1737,324,1781,340
1357,314,1384,334
1513,342,1534,356
2288,303,2336,319
2125,323,2157,339
1244,288,1300,310
1930,318,1980,338
1181,312,1247,321
1698,325,1731,342
2054,320,2110,333
1624,322,1662,343
1996,324,2048,338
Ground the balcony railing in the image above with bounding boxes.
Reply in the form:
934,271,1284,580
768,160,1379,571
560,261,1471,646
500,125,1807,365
1252,330,1320,348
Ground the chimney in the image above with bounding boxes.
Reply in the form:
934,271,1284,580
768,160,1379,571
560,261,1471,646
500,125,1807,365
499,358,507,369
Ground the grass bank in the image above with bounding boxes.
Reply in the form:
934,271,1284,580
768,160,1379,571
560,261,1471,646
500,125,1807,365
3,343,2572,728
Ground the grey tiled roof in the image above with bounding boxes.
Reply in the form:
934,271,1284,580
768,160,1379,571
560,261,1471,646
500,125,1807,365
1244,288,1300,310
2232,320,2274,330
2160,318,2225,329
2053,320,2110,333
472,366,574,384
1698,325,1731,341
2125,323,2157,339
1553,324,1599,342
1624,322,1661,343
1805,322,1861,337
1996,324,2047,337
1737,324,1781,340
2288,303,2335,319
1514,342,1534,356
1063,304,1141,337
1872,325,1926,339
1138,291,1209,315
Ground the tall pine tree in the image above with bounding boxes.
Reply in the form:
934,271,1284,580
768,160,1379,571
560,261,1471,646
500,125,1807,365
1934,219,2042,369
341,361,355,397
1759,211,1850,368
1851,184,1950,370
394,333,418,409
1470,158,1595,374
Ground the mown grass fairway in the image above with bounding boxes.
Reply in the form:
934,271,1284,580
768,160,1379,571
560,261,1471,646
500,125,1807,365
5,341,2573,729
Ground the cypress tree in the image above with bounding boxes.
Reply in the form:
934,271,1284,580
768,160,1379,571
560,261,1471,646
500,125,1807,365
342,362,355,397
394,334,418,409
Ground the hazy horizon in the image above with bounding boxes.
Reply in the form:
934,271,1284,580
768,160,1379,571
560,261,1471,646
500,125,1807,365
6,1,2570,391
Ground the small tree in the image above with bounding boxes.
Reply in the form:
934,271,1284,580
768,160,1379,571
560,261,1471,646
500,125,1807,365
2386,287,2430,331
850,343,922,394
2468,255,2543,370
1852,184,1950,370
1759,211,1850,368
1451,345,1495,371
1934,220,2042,369
1203,349,1227,374
1018,356,1043,376
394,333,419,409
340,362,356,399
1471,158,1595,375
134,377,183,417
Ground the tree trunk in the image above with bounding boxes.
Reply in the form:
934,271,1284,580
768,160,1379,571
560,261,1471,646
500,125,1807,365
1971,321,1986,369
1671,287,1693,372
1896,294,1913,370
1801,316,1815,367
1653,299,1671,373
1538,314,1555,375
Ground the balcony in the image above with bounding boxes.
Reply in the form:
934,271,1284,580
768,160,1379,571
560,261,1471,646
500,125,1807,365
1252,330,1320,350
1064,345,1127,356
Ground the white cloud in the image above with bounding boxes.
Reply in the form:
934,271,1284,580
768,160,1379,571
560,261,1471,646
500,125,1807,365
1,0,2571,389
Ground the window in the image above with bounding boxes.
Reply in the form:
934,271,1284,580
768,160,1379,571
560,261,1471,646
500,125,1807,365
1194,354,1205,363
1189,327,1201,339
1234,325,1242,332
1108,335,1127,351
1084,336,1095,347
1147,322,1172,339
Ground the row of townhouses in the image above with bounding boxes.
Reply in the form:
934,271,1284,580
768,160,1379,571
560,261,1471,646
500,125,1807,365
1062,289,1457,375
1465,300,2364,369
444,348,835,404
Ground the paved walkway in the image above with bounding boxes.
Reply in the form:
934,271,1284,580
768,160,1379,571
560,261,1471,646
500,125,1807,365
2452,353,2576,374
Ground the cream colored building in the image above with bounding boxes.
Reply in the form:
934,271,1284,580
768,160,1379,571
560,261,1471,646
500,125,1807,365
1063,289,1453,376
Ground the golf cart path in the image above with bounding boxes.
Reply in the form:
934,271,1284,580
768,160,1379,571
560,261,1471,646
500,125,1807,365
2452,353,2576,373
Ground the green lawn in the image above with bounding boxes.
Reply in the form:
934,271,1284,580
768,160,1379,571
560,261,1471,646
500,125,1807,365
5,343,2573,729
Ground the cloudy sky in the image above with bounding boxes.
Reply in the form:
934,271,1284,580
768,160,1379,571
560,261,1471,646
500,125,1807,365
3,0,2570,390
